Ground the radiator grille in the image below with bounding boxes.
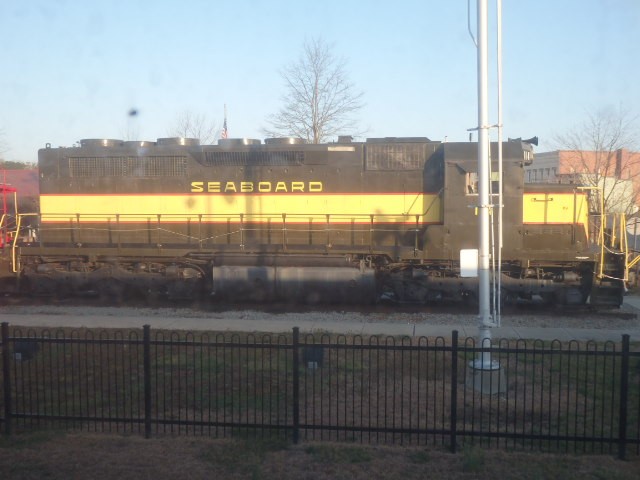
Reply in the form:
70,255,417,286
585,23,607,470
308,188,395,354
69,157,128,177
69,156,187,177
365,143,427,170
204,150,304,166
130,156,187,177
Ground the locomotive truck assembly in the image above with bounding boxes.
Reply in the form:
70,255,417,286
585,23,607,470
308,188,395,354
0,135,627,306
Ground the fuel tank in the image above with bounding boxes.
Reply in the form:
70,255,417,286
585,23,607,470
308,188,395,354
211,265,376,304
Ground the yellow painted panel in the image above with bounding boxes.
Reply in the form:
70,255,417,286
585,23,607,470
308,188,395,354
523,192,589,238
40,193,442,224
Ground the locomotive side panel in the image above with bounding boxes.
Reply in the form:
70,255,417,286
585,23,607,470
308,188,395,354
36,139,444,255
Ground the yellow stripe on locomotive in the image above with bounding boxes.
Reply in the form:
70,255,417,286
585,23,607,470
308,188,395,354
39,193,443,224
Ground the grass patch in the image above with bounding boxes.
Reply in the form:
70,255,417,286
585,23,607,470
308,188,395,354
6,460,54,478
199,434,290,477
461,445,485,473
407,449,430,463
305,444,373,463
2,433,640,479
0,430,66,449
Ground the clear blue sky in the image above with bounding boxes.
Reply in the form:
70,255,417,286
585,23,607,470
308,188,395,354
1,0,638,163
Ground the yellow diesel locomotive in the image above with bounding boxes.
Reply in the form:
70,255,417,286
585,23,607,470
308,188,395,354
6,136,625,306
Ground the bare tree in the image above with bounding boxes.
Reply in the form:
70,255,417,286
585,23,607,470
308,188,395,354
1,160,36,169
0,128,8,160
167,110,219,144
264,38,364,143
120,122,141,142
555,106,640,214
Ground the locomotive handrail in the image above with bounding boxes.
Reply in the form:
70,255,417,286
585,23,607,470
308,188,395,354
35,212,434,236
628,252,640,270
0,213,9,238
588,210,631,283
583,190,632,283
36,212,429,219
577,186,606,279
10,213,39,273
620,212,629,282
22,211,431,258
0,213,12,250
0,213,17,231
402,187,443,216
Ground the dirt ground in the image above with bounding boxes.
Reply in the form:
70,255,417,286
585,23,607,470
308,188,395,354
1,432,639,480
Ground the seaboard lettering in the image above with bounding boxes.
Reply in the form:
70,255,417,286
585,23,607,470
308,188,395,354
190,181,324,193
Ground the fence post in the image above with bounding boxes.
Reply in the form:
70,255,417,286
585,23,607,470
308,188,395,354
292,327,300,444
617,334,630,460
143,324,151,439
1,322,12,436
449,330,459,453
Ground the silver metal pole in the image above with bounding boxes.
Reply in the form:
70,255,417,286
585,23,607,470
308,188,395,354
496,0,503,326
476,0,493,369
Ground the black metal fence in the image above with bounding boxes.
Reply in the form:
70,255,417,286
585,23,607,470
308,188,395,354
1,322,639,459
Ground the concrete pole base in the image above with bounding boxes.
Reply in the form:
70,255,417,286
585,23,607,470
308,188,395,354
466,363,507,395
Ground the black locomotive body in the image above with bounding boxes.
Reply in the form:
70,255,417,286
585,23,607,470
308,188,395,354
13,136,625,306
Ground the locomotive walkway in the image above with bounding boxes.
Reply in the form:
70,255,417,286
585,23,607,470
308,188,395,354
2,298,640,342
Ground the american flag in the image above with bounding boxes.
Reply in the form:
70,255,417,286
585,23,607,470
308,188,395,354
221,117,228,139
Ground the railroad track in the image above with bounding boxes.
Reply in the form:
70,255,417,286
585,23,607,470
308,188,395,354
0,289,636,321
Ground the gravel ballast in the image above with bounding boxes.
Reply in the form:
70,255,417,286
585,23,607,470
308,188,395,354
1,302,638,331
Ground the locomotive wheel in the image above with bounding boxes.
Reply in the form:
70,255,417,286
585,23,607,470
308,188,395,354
496,289,516,308
145,289,162,307
540,292,557,305
97,280,126,305
54,281,72,301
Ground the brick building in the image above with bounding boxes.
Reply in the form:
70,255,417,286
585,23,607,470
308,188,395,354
525,149,640,213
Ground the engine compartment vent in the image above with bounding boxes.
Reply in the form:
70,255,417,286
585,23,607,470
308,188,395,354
264,137,307,145
218,138,261,147
123,141,157,147
79,139,123,148
156,137,200,146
